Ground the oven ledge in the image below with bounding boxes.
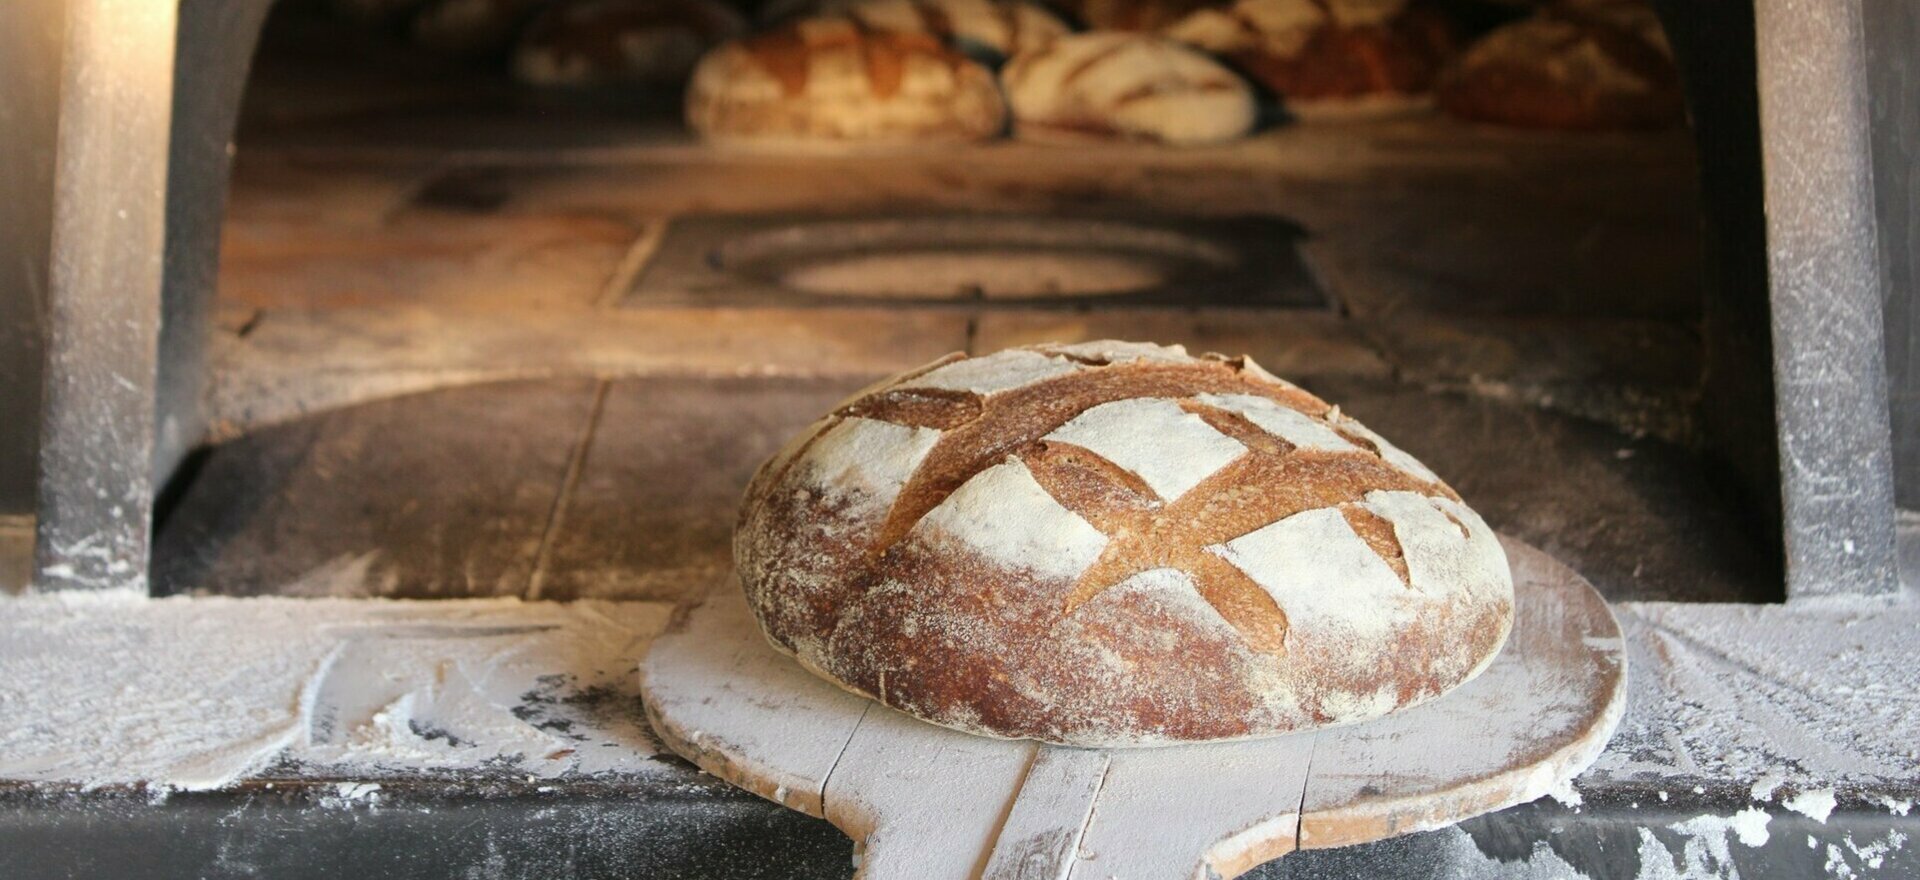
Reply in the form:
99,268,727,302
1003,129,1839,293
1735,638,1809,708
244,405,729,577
0,591,1915,879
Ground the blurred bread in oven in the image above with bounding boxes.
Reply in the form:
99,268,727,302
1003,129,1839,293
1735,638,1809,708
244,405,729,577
413,0,552,55
759,0,1072,60
686,17,1008,148
513,0,749,86
1066,0,1215,32
1164,0,1458,114
1436,0,1682,130
1002,32,1257,145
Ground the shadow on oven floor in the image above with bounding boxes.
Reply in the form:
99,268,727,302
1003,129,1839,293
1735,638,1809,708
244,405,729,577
151,373,1775,604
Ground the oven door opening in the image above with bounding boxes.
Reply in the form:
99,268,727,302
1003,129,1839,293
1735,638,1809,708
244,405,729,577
3,1,1916,878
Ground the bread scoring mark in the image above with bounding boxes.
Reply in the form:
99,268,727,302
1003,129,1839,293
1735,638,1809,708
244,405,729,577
1044,398,1248,502
912,458,1109,581
1191,392,1355,454
1209,506,1412,663
1058,35,1136,89
841,386,984,430
736,16,975,101
1365,490,1510,603
1036,398,1437,654
1327,410,1448,489
1338,503,1409,586
866,356,1333,561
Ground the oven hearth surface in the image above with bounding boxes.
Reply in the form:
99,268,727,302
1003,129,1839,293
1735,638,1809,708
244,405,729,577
153,374,1763,604
622,213,1323,309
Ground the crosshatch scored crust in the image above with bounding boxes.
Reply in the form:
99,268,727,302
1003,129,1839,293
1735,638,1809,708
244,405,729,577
735,341,1514,747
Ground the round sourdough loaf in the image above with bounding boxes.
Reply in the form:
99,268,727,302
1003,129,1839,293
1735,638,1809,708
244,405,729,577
735,341,1514,746
686,17,1007,148
1001,33,1258,146
758,0,1071,60
1164,0,1457,110
1435,0,1682,131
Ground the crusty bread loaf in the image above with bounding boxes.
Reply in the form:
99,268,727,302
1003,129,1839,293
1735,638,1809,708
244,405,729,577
513,0,747,86
686,17,1008,147
1165,0,1457,108
760,0,1071,59
736,341,1514,746
1436,0,1682,130
1001,33,1258,145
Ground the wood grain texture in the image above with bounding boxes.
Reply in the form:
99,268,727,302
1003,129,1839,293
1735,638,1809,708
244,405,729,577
641,574,872,816
1296,538,1628,849
982,748,1107,880
825,703,1037,880
641,535,1625,879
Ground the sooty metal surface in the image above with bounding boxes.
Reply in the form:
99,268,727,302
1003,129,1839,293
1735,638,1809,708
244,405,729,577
625,213,1324,310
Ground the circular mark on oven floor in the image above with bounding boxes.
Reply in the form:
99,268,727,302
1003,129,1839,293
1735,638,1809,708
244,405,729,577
709,216,1242,299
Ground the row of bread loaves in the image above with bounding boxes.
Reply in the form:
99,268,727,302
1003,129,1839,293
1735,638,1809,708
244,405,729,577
329,0,1685,142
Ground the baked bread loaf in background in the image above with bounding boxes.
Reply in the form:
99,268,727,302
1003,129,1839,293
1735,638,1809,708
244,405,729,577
736,341,1514,746
1002,33,1258,145
513,0,748,86
413,0,552,55
1067,0,1214,32
686,17,1008,147
1436,0,1682,130
759,0,1071,59
1165,0,1457,112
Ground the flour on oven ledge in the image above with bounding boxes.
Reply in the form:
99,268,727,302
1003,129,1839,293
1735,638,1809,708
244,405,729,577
0,584,671,792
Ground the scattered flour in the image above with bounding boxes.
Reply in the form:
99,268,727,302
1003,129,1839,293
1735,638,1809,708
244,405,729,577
1546,777,1583,808
1873,795,1912,816
1726,807,1771,847
0,592,670,791
332,782,382,803
1784,788,1837,824
1847,830,1908,871
1592,599,1920,791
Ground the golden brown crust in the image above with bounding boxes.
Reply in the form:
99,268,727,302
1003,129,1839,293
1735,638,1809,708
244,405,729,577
686,17,1008,144
1155,0,1460,102
1231,6,1457,100
736,342,1514,746
1435,0,1683,130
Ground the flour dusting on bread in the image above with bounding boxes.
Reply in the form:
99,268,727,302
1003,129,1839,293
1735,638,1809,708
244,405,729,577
735,341,1514,745
1045,398,1247,501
